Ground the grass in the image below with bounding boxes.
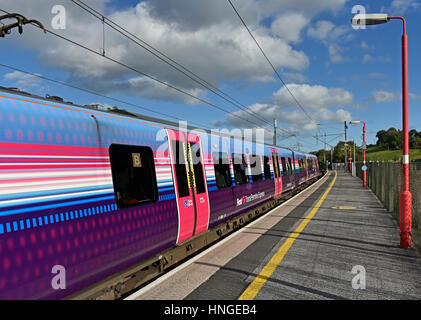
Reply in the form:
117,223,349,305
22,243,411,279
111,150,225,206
365,147,421,162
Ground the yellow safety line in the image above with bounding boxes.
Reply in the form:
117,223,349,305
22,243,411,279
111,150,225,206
238,170,338,300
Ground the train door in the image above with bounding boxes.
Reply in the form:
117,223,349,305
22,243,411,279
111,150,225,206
167,129,210,243
293,154,300,187
304,155,308,182
186,132,210,235
270,148,282,197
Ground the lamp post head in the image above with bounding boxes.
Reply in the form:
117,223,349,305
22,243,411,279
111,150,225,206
351,13,389,26
349,121,361,124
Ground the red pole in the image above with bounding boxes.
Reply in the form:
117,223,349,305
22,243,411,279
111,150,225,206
363,122,367,187
390,16,412,249
349,147,352,172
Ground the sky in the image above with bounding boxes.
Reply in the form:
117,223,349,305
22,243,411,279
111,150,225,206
0,0,420,153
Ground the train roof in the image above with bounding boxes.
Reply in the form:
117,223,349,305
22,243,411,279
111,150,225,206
0,86,297,153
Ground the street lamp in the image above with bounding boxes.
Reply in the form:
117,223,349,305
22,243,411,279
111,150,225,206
351,13,389,26
351,13,412,249
350,120,367,187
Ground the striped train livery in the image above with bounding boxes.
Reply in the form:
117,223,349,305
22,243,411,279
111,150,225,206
0,88,318,299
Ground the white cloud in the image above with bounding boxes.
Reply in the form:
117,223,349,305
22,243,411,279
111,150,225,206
367,72,387,78
409,92,421,100
361,41,374,51
307,20,351,63
282,72,308,83
218,83,355,133
223,102,352,134
272,83,354,110
362,54,372,64
373,90,421,103
361,41,369,50
328,44,344,64
270,12,309,43
0,0,316,104
362,54,391,64
3,71,42,90
307,20,335,40
390,0,420,14
373,90,400,103
125,76,207,104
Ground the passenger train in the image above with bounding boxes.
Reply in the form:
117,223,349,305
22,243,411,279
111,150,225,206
0,87,319,299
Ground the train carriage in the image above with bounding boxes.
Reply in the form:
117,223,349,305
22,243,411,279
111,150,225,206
0,87,319,299
305,153,319,180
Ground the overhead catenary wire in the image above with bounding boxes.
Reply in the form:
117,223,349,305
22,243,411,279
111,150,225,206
0,63,299,149
319,123,348,133
71,1,272,127
327,135,343,145
70,0,296,139
2,15,287,138
227,0,321,129
312,135,335,149
0,62,215,130
0,8,299,147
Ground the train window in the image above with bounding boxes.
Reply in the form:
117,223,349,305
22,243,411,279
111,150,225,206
250,155,263,182
272,153,279,178
213,152,232,189
232,154,249,185
299,159,304,172
171,140,190,198
281,157,287,176
189,142,206,194
109,144,158,208
288,158,293,175
263,156,272,180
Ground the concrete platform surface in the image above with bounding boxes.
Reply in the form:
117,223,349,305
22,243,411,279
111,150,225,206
129,171,421,300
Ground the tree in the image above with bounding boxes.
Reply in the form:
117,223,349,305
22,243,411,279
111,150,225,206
385,128,401,150
376,130,388,147
409,129,418,148
416,136,421,149
375,127,404,150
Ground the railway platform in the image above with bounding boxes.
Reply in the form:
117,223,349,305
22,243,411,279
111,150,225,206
126,170,421,300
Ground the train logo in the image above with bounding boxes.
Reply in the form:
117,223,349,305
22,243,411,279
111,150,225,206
236,193,265,206
184,200,193,207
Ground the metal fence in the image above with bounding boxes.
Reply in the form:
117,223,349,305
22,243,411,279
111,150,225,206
355,161,421,247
